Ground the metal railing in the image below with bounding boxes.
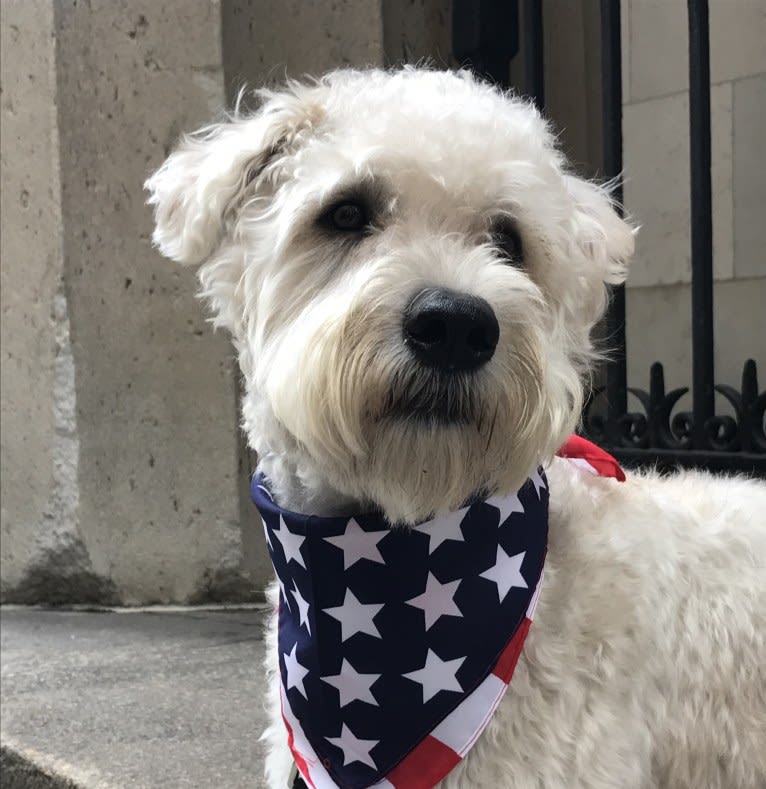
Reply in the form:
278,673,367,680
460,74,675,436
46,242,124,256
453,0,766,475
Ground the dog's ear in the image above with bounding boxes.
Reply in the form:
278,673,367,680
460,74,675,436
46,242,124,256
564,174,635,288
145,90,324,266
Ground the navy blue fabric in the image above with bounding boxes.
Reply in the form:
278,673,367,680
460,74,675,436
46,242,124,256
252,474,548,789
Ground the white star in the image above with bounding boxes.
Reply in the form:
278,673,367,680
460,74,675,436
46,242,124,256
324,518,387,570
403,648,465,702
283,643,309,699
270,515,306,568
326,723,379,770
405,572,462,630
485,492,525,526
480,547,528,602
416,505,469,554
323,589,383,642
530,469,547,498
322,658,380,707
291,580,311,635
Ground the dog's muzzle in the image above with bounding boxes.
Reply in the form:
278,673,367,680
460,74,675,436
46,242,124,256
403,287,499,373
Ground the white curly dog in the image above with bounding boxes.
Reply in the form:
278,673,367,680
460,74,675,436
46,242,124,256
147,68,766,789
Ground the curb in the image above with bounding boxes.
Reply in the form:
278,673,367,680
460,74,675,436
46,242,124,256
0,741,117,789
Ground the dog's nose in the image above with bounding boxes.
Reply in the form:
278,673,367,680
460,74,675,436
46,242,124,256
403,288,499,372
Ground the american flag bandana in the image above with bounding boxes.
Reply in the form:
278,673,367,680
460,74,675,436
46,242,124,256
252,473,548,789
251,437,623,789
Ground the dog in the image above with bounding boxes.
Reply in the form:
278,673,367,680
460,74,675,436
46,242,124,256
146,68,766,789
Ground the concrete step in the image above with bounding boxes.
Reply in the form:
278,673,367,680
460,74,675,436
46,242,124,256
1,607,272,788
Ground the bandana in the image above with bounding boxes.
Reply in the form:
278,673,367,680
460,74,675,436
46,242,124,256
252,436,623,789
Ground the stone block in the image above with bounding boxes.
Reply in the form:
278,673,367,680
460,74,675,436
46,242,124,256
623,84,733,288
733,73,766,279
628,0,766,104
1,1,272,604
0,0,115,603
48,0,256,604
626,278,766,405
627,0,688,104
222,0,385,96
709,0,766,86
621,0,631,104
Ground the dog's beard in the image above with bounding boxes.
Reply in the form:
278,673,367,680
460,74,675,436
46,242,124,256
379,368,481,426
361,396,525,523
347,358,552,523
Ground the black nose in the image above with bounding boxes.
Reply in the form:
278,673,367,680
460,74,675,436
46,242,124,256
403,288,499,372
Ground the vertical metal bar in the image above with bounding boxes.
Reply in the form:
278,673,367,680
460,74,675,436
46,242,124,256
452,0,519,88
687,0,715,449
523,0,544,110
600,0,627,444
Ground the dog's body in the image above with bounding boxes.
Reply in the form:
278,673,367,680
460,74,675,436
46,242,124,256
259,459,766,789
147,68,766,788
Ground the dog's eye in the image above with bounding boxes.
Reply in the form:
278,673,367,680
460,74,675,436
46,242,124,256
326,201,370,232
490,218,524,265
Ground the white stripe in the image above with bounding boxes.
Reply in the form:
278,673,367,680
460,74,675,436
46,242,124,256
526,568,544,620
431,671,507,757
280,684,337,789
567,457,598,476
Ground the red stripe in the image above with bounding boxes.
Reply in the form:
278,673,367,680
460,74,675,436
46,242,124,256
492,617,531,683
281,707,316,789
386,735,461,789
557,435,625,481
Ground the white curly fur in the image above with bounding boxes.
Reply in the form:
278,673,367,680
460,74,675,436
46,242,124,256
147,67,766,788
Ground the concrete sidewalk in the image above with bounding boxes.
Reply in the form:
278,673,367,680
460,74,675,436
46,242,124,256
1,607,272,788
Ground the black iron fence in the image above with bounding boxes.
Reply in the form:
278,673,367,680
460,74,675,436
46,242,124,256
453,0,766,476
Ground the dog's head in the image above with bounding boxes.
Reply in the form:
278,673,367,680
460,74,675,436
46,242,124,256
146,68,634,523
